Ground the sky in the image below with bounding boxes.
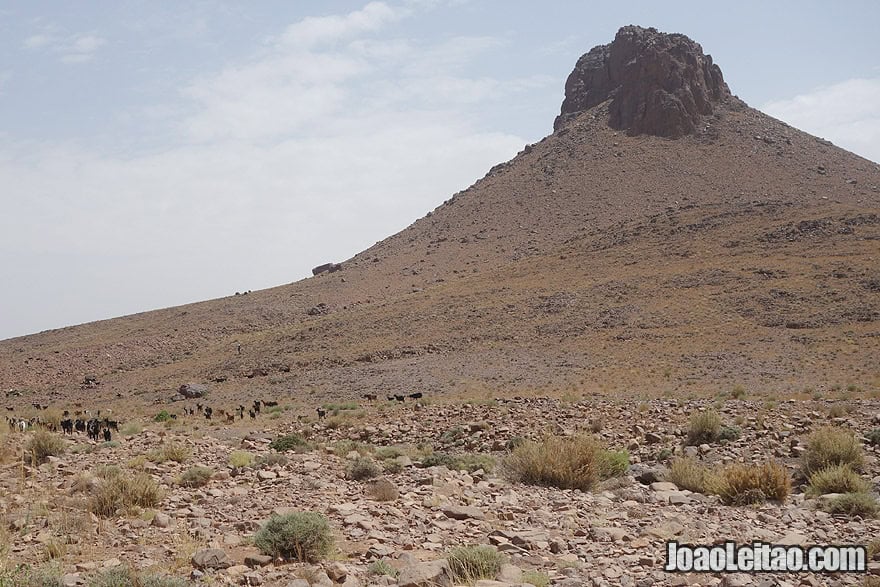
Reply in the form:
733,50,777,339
0,1,878,340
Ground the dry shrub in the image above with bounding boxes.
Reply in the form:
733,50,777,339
820,493,879,518
24,431,66,465
714,462,790,505
667,457,714,493
807,464,871,496
229,451,254,468
148,441,190,464
504,435,625,492
447,545,504,584
177,466,213,488
686,410,721,445
802,427,864,476
88,473,165,517
366,478,399,501
345,457,381,481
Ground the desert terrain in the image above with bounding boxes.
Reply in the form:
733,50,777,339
1,25,879,587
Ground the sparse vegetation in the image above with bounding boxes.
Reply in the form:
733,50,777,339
447,545,504,584
88,473,165,517
346,457,381,481
366,478,399,501
713,462,790,505
421,452,496,473
667,457,714,493
148,441,190,464
730,385,746,400
801,427,864,476
522,570,550,587
367,560,398,578
866,428,880,447
177,466,213,488
24,431,66,465
0,563,62,587
686,409,722,445
807,464,870,496
153,410,173,423
253,453,288,468
253,512,333,562
504,435,625,492
820,493,879,518
229,451,254,468
269,433,311,453
87,567,190,587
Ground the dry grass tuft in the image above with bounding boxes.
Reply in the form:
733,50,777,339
667,457,715,493
807,464,870,496
802,427,864,476
88,473,165,517
24,431,66,465
504,435,625,492
686,409,722,445
148,441,190,464
447,545,505,584
714,462,790,505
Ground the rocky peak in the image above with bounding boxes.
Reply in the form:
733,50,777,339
554,25,732,138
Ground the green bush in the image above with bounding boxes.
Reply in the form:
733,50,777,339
820,493,879,518
807,464,871,496
153,411,173,423
367,560,398,578
717,426,741,443
24,431,66,465
346,457,381,481
254,512,333,562
866,429,880,446
447,545,504,584
522,570,550,587
801,427,864,476
269,434,311,453
596,449,629,480
177,466,213,488
686,410,722,445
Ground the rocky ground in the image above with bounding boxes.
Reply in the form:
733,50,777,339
2,393,879,587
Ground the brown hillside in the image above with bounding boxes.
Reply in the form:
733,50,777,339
2,26,879,409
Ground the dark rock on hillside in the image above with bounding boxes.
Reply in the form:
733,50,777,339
555,25,732,137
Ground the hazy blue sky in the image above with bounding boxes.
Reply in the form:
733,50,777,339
1,1,878,340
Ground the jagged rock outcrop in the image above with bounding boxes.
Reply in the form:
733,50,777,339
554,25,732,137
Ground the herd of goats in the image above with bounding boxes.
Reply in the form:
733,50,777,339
4,391,427,440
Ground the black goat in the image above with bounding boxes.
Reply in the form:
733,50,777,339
408,392,423,400
316,407,327,419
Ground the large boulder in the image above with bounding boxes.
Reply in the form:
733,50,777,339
312,262,342,276
397,559,453,587
178,383,207,399
554,25,733,138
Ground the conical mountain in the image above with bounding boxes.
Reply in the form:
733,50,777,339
2,26,878,407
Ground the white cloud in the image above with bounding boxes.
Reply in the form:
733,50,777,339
762,78,880,164
0,2,542,339
279,1,404,48
22,26,106,64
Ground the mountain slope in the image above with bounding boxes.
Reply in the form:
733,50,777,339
2,26,878,408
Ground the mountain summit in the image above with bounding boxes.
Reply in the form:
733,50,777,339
555,25,733,137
